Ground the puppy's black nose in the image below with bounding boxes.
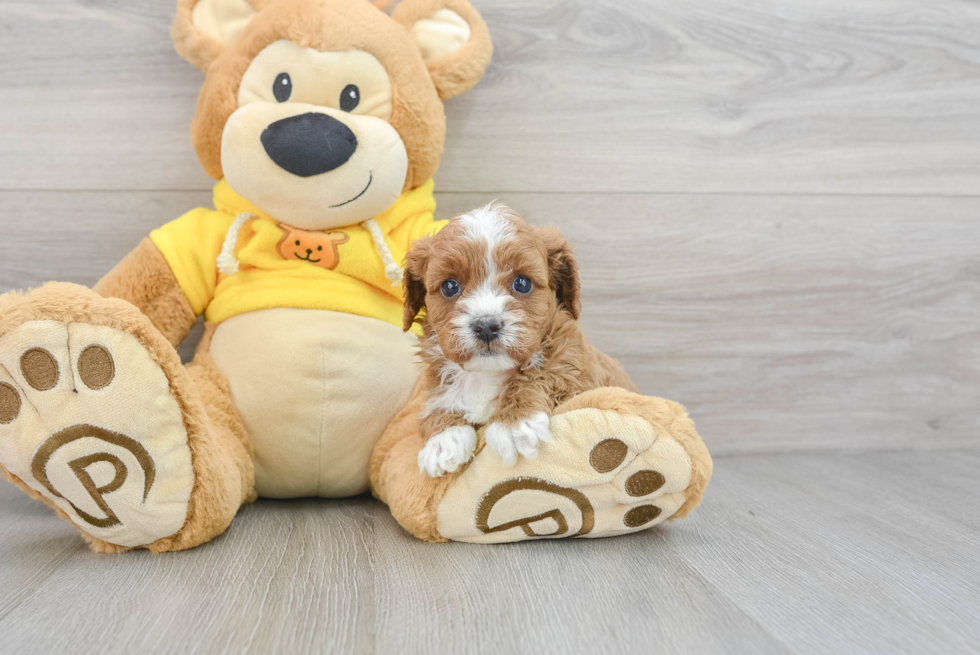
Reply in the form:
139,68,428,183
261,112,357,178
472,317,502,344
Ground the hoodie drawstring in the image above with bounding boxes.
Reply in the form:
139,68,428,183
216,213,403,287
217,212,255,277
362,218,403,286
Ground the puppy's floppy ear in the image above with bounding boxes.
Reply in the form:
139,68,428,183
402,237,432,332
393,0,493,100
171,0,264,71
537,226,581,320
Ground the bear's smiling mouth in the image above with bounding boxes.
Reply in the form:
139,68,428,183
329,172,373,208
294,253,322,263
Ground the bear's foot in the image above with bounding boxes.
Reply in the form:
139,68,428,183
435,388,712,543
0,283,250,553
0,317,194,549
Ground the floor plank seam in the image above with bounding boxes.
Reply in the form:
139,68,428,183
712,445,980,459
4,189,980,200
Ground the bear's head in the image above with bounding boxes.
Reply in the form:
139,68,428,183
171,0,492,230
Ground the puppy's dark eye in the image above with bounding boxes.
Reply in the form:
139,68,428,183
441,279,461,298
512,275,533,294
274,73,292,102
340,84,360,112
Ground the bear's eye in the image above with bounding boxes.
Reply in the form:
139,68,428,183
274,73,292,103
317,246,323,251
441,279,460,298
512,275,533,294
295,240,301,246
340,84,360,112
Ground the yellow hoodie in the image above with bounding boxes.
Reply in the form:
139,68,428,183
150,179,444,331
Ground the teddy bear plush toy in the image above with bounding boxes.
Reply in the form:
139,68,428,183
0,0,712,551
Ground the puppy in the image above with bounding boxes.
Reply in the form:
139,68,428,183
403,203,639,477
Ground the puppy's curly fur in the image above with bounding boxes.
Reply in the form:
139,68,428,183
403,204,638,476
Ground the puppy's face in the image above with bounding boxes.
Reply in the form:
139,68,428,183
404,205,581,372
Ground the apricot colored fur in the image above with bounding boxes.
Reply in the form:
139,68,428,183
370,208,711,541
370,381,462,542
404,209,639,435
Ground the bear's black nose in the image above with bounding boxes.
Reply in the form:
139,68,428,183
261,112,357,178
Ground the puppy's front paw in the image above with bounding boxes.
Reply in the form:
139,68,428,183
418,425,478,478
485,412,552,467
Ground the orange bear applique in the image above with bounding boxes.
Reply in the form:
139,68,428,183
276,224,349,270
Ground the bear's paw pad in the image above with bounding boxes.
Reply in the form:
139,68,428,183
436,407,693,543
0,321,193,547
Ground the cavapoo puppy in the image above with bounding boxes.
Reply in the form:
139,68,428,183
403,203,639,477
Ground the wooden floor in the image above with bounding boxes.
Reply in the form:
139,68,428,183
2,449,978,654
1,0,978,653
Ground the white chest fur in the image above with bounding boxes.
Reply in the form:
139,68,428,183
424,363,509,425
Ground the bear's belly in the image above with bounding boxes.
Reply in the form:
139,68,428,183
209,308,419,498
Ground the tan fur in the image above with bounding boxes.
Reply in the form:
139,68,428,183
94,238,197,347
171,0,226,71
171,0,277,71
0,284,255,552
369,380,465,542
179,0,492,191
391,0,494,100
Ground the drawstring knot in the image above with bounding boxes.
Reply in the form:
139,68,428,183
362,218,403,286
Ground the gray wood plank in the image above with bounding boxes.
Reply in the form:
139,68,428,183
2,0,980,194
0,487,378,655
672,450,980,654
371,501,789,655
370,450,980,655
0,190,212,289
2,189,977,455
0,481,87,621
3,447,978,654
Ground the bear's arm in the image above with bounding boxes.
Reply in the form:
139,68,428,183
94,238,197,347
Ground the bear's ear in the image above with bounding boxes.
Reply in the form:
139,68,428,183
393,0,493,100
171,0,263,71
